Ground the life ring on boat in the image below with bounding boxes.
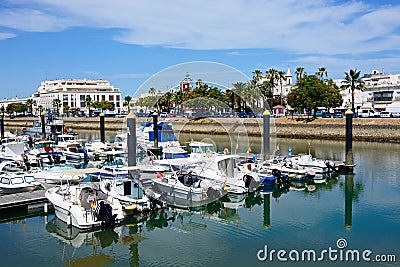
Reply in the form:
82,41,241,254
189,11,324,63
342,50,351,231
223,148,229,155
206,149,213,158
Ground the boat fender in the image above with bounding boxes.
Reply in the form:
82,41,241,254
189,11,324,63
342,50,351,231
223,148,229,155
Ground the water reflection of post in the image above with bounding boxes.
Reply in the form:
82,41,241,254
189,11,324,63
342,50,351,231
263,193,271,229
129,227,140,267
345,174,354,229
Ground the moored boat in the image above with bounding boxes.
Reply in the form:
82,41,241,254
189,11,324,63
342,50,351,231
45,182,124,229
0,173,42,194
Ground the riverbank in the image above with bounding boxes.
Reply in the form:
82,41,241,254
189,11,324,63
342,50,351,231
3,116,400,143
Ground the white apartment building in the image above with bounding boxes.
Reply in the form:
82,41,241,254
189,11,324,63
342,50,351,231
361,70,400,109
337,70,400,111
31,79,123,115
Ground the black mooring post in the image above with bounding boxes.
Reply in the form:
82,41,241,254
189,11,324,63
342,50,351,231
100,113,105,143
345,109,353,166
263,110,270,161
41,112,46,139
152,111,158,149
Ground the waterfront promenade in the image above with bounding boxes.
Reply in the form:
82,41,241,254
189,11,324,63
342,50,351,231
4,116,400,143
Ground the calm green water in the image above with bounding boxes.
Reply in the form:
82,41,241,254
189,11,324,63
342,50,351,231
1,134,400,266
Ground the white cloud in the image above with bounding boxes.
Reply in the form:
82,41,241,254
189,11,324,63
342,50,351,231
1,0,399,55
0,32,16,40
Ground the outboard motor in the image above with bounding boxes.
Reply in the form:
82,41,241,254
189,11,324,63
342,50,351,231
325,160,336,172
145,188,164,210
272,169,281,179
206,187,221,200
95,201,117,228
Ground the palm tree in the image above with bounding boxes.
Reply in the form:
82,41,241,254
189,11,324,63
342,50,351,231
64,105,70,117
52,98,61,117
264,68,280,108
252,69,263,83
277,70,286,105
25,99,36,116
316,67,328,81
85,96,93,117
196,79,203,87
295,67,305,83
148,87,156,95
123,96,132,113
342,69,364,113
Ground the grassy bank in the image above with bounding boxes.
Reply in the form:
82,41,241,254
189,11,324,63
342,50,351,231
3,116,400,143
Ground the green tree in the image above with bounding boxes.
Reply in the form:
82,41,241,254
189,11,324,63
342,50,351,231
6,102,27,116
295,66,306,82
25,99,36,116
252,69,263,83
92,100,115,112
287,75,342,117
53,98,61,116
85,96,93,116
148,87,156,95
342,69,364,113
316,67,328,82
63,105,70,117
123,96,132,113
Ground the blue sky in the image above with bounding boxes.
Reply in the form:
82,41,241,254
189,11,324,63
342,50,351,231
0,0,399,98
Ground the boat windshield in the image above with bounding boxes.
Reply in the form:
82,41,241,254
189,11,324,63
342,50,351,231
24,176,35,183
11,177,24,184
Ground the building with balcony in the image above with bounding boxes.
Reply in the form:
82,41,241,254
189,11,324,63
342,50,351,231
31,79,122,115
361,70,400,109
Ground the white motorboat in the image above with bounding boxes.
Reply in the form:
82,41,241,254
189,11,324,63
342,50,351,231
63,143,89,161
0,139,28,163
288,154,337,174
152,170,227,204
0,173,42,194
190,154,261,194
21,119,65,137
99,176,164,214
45,183,125,229
30,164,86,184
27,140,66,166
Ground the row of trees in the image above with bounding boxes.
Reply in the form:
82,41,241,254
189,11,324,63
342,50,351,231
2,96,116,117
132,66,362,116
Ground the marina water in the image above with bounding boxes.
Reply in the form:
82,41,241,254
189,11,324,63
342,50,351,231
1,132,399,266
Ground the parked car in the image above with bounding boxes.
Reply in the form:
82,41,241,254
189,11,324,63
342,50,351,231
357,108,381,118
380,111,391,118
332,112,343,118
322,112,332,118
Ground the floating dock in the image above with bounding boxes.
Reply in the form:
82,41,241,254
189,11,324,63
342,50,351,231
0,184,54,213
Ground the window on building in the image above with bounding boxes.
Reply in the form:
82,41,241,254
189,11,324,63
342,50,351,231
109,95,114,101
